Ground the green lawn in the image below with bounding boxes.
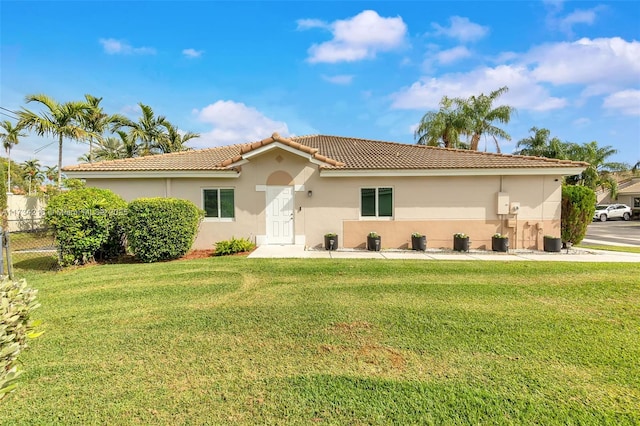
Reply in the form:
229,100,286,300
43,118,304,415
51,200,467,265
2,258,640,425
577,244,640,254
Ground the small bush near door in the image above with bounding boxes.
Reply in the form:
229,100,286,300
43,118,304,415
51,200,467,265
126,198,203,262
214,237,255,256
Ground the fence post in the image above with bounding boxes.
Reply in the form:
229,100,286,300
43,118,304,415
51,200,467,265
4,230,13,279
0,227,4,276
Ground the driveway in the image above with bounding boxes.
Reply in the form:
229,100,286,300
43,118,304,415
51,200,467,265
583,220,640,247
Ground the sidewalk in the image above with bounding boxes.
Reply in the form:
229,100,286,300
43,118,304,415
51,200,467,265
248,245,640,262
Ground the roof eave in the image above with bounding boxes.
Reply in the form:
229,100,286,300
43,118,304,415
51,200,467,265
319,167,587,177
63,170,241,179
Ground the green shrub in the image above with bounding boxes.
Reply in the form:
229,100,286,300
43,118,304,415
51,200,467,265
45,187,127,266
1,277,41,400
126,198,203,262
214,237,256,256
561,185,596,245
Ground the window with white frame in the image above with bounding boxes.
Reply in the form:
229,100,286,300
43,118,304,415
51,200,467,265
361,187,393,217
203,188,235,219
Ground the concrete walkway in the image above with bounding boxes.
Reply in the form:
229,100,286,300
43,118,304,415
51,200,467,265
248,245,640,262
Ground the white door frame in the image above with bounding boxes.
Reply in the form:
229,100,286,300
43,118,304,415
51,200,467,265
266,186,295,244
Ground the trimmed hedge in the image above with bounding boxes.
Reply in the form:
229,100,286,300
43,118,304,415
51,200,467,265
126,198,203,262
1,277,41,400
561,185,596,245
45,187,127,266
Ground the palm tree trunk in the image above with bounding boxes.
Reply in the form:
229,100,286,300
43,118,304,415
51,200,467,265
470,134,481,151
58,134,63,188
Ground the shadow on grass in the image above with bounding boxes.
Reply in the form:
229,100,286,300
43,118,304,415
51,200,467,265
12,254,59,273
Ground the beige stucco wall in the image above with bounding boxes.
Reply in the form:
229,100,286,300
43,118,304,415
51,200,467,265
85,147,564,251
5,194,47,232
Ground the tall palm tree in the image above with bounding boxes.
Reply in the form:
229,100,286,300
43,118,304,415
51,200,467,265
44,165,58,184
93,136,127,160
115,130,139,159
80,130,139,162
158,124,199,153
81,94,122,163
565,141,625,189
514,127,568,159
22,159,42,195
18,94,91,188
457,86,515,152
115,103,170,156
414,97,469,149
0,119,26,192
514,127,551,157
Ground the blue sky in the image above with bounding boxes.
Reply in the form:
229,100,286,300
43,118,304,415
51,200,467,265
1,0,639,168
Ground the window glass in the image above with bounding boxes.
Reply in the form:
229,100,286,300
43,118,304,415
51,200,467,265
378,187,393,217
634,198,640,208
361,188,376,217
361,187,393,217
203,189,219,218
220,189,235,218
203,189,235,218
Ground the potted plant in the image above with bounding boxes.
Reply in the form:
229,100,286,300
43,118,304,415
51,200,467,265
453,233,470,252
367,231,381,251
324,232,338,251
491,233,509,252
411,232,427,251
543,235,562,252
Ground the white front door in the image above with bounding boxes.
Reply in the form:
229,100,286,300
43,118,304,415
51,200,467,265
266,186,294,244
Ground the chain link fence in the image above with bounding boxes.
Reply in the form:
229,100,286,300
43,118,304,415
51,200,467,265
2,216,57,276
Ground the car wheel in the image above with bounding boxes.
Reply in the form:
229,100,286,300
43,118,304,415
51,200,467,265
600,214,607,222
623,212,631,221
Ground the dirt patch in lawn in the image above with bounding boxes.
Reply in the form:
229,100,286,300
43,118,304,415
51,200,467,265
179,250,216,260
178,248,256,260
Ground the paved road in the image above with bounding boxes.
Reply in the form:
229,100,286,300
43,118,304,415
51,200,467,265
583,220,640,246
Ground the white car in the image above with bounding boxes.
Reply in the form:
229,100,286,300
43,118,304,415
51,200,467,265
593,204,632,222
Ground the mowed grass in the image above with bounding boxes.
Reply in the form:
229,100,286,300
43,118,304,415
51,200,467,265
578,244,640,254
2,259,640,425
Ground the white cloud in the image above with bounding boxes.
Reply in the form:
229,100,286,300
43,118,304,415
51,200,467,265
392,36,639,117
559,8,598,33
546,5,605,35
391,65,567,111
321,74,354,85
603,90,640,116
182,48,204,58
572,117,591,126
431,16,489,43
296,18,328,30
528,38,640,87
304,10,407,63
192,100,290,147
436,46,471,64
99,38,156,55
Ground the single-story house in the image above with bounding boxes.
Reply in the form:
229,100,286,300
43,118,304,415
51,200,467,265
63,133,587,251
617,178,640,219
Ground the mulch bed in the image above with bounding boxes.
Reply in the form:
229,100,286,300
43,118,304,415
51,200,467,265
179,249,216,260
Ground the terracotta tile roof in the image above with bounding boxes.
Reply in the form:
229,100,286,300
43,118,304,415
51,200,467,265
619,181,640,194
62,133,588,172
